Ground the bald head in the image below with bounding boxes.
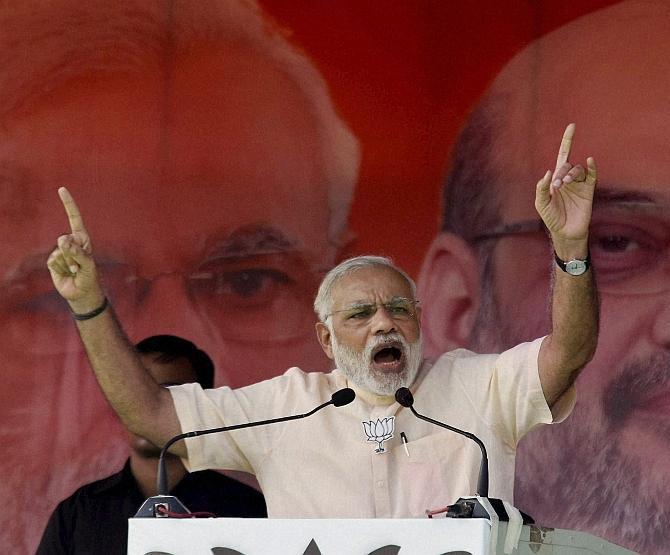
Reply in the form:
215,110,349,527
443,0,670,238
493,0,670,194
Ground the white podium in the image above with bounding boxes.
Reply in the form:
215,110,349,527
128,517,639,554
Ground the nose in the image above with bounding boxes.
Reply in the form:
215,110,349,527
371,305,397,335
121,274,211,343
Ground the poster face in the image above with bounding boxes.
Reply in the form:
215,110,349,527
1,1,667,554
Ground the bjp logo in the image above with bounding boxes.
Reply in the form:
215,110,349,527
362,416,395,454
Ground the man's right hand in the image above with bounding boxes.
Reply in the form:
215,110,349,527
47,187,106,313
46,187,184,453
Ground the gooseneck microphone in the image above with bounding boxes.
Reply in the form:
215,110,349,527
395,387,489,498
135,387,356,517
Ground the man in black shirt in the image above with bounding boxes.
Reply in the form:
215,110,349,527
37,335,266,554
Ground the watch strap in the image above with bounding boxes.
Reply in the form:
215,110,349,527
554,250,590,273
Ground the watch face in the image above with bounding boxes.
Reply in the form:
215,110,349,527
565,259,587,276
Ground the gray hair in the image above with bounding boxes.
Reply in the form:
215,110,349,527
314,255,417,322
0,0,359,244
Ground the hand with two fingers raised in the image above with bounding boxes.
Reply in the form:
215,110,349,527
534,123,597,259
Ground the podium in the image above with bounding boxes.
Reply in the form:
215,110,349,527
128,517,639,554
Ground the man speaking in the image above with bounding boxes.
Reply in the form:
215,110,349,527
47,125,597,516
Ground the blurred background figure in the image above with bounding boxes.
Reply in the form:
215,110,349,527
36,335,266,555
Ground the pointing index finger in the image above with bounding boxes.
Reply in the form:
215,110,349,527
58,187,88,235
555,123,576,171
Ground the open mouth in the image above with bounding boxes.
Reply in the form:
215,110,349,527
371,342,404,371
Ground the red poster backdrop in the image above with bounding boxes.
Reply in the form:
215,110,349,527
2,1,666,554
263,0,617,272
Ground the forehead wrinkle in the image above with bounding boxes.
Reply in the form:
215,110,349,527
350,295,407,305
346,300,376,308
91,225,306,278
594,187,668,210
340,295,408,308
201,224,301,262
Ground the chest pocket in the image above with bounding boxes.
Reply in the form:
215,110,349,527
398,430,479,516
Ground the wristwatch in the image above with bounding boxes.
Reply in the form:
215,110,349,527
554,250,590,276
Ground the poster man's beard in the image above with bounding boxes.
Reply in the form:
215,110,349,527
331,331,423,396
475,282,670,554
516,370,670,555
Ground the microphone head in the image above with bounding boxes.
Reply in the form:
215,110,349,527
331,387,356,407
395,387,414,407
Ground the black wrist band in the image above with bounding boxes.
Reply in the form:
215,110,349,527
71,297,109,321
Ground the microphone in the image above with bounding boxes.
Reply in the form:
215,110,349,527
395,387,489,498
135,387,356,517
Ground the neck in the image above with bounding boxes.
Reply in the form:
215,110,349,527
130,453,188,498
349,382,397,407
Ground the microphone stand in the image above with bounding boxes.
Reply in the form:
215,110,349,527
406,403,489,498
395,387,488,497
395,387,533,524
135,388,355,517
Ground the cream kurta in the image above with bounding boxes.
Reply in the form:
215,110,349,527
170,336,572,518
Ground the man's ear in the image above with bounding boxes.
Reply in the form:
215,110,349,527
315,321,335,360
417,232,482,356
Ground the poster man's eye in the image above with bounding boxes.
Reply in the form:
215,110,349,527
594,234,639,253
189,265,296,309
188,261,314,341
589,221,666,286
219,269,290,298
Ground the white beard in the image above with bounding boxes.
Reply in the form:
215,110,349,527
331,331,423,396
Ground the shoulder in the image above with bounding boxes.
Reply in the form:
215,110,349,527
432,337,545,371
171,367,335,399
420,338,545,394
37,467,127,547
170,367,341,422
238,367,344,413
53,467,127,511
218,367,336,401
429,347,498,374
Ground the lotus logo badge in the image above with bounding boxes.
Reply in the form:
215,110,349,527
362,416,395,453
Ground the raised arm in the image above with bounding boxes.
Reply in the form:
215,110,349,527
535,124,599,407
47,187,186,456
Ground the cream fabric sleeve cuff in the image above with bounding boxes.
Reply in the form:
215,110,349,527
548,383,576,423
167,383,214,472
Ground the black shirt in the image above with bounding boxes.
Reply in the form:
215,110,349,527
36,460,267,554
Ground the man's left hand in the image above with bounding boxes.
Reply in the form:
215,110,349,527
535,123,597,255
